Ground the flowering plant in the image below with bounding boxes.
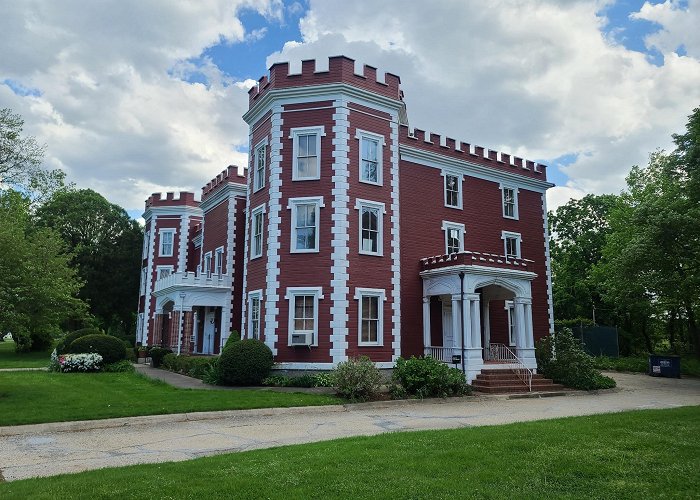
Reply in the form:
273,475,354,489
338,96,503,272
58,353,103,372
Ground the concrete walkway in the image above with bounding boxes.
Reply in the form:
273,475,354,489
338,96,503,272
1,372,698,482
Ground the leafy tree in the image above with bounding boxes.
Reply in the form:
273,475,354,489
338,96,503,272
0,108,67,204
596,148,700,356
0,191,86,351
549,194,618,324
35,189,143,340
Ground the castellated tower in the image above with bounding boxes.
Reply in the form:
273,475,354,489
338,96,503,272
241,56,404,369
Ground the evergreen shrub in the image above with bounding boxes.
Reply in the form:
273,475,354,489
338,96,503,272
69,334,127,364
219,339,273,386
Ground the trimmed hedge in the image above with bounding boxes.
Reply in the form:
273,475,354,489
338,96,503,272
391,356,470,399
69,334,127,365
219,339,273,386
161,354,217,380
56,328,102,355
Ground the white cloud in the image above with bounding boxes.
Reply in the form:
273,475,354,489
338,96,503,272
632,0,700,57
0,0,275,211
546,185,587,213
271,0,700,207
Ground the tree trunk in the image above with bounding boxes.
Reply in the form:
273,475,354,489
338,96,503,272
687,305,700,359
668,308,677,354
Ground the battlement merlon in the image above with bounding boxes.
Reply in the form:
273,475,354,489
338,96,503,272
248,55,402,109
399,124,549,182
201,164,247,201
145,191,199,208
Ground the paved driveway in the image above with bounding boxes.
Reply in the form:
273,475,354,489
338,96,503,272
1,372,699,482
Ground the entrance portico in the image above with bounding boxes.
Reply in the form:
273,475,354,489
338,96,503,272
420,251,537,383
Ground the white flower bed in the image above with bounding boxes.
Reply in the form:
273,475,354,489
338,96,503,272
58,353,103,372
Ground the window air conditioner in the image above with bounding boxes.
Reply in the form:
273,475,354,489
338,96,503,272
290,332,312,346
189,336,196,343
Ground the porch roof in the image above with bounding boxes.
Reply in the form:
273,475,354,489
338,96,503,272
420,250,534,274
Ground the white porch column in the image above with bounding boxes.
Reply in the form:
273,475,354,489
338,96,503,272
451,294,462,353
524,302,534,348
514,297,536,369
469,295,482,349
482,300,491,349
464,293,483,383
422,296,431,355
461,291,472,348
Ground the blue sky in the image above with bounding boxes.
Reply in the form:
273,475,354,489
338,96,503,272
2,0,698,214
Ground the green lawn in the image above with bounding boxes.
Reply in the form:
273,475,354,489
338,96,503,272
0,371,340,426
593,355,700,377
0,407,697,499
0,341,51,369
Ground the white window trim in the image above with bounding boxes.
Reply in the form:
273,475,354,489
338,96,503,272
214,246,224,275
354,199,386,257
500,184,519,220
442,221,465,254
505,300,516,346
285,287,324,347
441,170,463,210
355,129,385,186
354,287,386,346
140,267,148,295
289,126,325,181
250,203,266,259
501,230,522,259
287,196,325,253
203,251,212,275
253,138,268,193
248,289,263,340
158,229,175,257
156,265,174,281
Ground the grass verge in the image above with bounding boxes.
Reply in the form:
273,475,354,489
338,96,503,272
0,407,698,499
0,341,51,369
0,371,340,426
593,355,700,377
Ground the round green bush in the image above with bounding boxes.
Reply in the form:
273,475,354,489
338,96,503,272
219,339,273,386
56,328,102,355
68,334,127,364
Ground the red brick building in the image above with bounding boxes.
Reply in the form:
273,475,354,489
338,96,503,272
137,56,554,383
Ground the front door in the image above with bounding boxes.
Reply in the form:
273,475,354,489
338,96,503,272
203,309,216,354
442,300,453,349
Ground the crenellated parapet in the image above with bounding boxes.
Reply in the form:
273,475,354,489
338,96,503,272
145,191,199,208
399,125,548,181
248,55,403,108
201,165,247,201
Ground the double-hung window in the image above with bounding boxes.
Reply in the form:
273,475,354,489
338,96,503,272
142,230,150,256
248,290,263,340
159,229,175,257
288,197,324,253
355,199,385,256
253,139,267,192
501,185,519,219
251,204,265,259
290,126,325,181
442,221,465,255
502,231,522,259
286,287,323,346
214,247,224,276
203,252,212,276
140,267,147,295
443,171,463,209
355,288,385,346
356,130,384,185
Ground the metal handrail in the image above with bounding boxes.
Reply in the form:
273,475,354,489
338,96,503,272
486,343,533,391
